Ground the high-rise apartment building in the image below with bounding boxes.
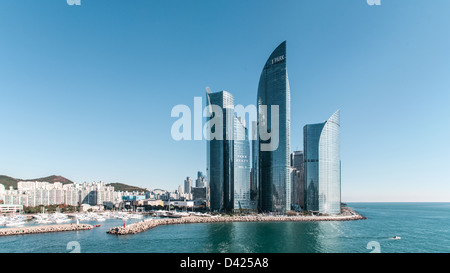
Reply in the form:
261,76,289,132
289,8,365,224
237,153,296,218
304,110,341,215
195,172,206,188
184,177,193,195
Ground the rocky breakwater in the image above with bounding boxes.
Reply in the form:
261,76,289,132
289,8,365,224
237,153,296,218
107,211,366,235
0,224,93,236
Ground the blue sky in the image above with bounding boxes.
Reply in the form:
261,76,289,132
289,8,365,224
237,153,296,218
0,0,449,201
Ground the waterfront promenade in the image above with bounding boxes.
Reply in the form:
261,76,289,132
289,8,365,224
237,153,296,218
107,210,366,235
0,224,93,236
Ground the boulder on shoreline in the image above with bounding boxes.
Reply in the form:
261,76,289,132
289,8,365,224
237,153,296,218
106,210,366,236
0,224,93,237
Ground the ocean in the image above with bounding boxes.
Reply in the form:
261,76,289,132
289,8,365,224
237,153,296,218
0,203,449,253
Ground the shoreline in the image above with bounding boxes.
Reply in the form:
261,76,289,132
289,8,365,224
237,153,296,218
0,224,93,236
107,209,366,235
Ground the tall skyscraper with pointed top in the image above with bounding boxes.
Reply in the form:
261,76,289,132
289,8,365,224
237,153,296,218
256,41,291,213
303,110,341,215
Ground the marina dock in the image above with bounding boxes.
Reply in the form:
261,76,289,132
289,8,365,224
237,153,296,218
0,224,93,236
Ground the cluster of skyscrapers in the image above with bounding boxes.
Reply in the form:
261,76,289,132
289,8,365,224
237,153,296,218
206,41,341,215
182,172,207,201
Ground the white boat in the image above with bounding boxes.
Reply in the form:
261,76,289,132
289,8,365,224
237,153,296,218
54,219,65,224
47,213,72,224
34,214,50,224
99,212,111,219
153,210,169,217
54,218,71,224
5,221,25,227
392,236,401,240
129,214,143,219
36,219,53,224
1,214,27,227
200,213,212,217
75,214,91,222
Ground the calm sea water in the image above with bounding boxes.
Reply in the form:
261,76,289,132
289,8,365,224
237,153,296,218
1,203,449,253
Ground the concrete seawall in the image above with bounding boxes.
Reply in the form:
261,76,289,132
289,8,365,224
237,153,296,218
107,212,366,235
0,224,93,236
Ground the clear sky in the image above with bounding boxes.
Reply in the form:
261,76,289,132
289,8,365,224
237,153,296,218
0,0,449,202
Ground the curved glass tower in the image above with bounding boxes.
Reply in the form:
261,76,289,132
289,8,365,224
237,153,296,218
304,110,341,215
257,41,291,213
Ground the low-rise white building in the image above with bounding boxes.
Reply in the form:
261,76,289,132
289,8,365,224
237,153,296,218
0,204,23,213
165,200,195,208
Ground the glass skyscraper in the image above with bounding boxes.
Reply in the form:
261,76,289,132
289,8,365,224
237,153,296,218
206,90,234,212
303,110,341,215
197,171,205,180
233,116,252,210
257,41,291,213
290,151,305,210
251,120,259,206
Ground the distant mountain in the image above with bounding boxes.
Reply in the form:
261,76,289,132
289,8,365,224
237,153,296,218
106,183,148,193
0,176,18,189
22,175,74,184
0,175,147,193
0,175,74,189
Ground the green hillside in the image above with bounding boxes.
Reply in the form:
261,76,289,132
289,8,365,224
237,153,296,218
0,175,146,193
22,175,74,184
0,175,74,189
0,175,18,189
106,183,148,193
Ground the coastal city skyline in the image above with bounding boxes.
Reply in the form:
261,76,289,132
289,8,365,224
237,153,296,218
1,40,343,216
205,40,342,214
1,0,450,260
1,1,450,202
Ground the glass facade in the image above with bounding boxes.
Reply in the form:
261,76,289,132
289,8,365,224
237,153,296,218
251,120,259,206
303,110,341,215
304,123,323,212
233,116,252,210
257,41,291,213
206,90,234,212
290,151,305,210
